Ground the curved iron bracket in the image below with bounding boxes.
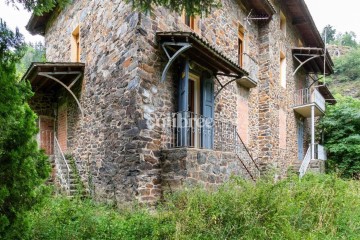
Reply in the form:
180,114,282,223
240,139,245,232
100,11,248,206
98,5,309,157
214,73,246,99
38,72,84,118
292,54,322,76
161,42,192,83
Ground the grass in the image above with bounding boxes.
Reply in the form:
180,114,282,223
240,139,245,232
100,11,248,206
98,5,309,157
7,174,360,239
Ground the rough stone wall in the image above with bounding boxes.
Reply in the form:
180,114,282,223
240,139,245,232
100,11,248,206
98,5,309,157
29,92,55,117
45,0,149,204
161,148,251,191
42,0,322,204
135,0,261,199
257,0,309,175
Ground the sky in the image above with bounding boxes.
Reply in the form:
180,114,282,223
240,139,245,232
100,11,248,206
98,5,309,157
0,0,360,43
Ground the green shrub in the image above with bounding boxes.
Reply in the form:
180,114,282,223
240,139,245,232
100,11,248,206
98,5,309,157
23,174,360,239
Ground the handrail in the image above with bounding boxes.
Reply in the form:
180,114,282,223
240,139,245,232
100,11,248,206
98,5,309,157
293,88,326,112
299,146,311,178
235,131,260,172
165,111,260,180
54,136,70,193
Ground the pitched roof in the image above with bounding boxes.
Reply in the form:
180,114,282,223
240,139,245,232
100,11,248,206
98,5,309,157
157,31,248,77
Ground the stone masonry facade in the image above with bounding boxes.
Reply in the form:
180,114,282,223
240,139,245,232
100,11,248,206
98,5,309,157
28,0,330,205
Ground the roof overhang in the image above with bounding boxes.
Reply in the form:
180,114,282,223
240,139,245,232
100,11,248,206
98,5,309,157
22,62,85,116
292,47,334,75
22,62,85,92
156,32,253,87
317,84,337,105
243,0,277,17
282,0,323,47
26,11,54,36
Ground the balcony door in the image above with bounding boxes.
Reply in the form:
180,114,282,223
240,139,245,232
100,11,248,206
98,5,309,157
177,59,214,149
38,116,54,155
297,118,304,160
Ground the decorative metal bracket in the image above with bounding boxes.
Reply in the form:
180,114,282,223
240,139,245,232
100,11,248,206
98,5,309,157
292,54,323,76
161,42,192,83
214,73,243,99
38,72,84,118
244,9,271,25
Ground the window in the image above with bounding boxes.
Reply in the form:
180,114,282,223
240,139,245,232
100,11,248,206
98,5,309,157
238,26,245,67
177,60,214,149
280,11,286,35
181,12,200,33
71,26,80,62
280,51,286,88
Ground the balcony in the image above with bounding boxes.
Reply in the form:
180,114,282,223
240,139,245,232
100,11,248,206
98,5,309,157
293,88,326,117
236,53,258,88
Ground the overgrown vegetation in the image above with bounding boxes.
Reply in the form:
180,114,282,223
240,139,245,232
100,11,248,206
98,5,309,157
11,174,360,239
319,96,360,179
0,20,50,238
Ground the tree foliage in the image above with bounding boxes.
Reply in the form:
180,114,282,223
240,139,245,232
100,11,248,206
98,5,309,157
331,47,360,82
322,24,336,43
5,0,70,15
0,19,50,238
7,0,220,16
16,42,46,77
120,0,220,16
319,95,360,179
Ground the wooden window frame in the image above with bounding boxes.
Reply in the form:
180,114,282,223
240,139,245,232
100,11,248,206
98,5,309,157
238,26,245,67
181,12,200,34
280,51,286,88
71,25,80,62
280,11,286,35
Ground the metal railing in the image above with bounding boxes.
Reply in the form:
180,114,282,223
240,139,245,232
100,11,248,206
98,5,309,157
54,136,70,194
293,88,326,112
313,89,326,112
243,53,259,83
165,111,260,180
299,144,327,178
299,146,311,178
315,144,327,160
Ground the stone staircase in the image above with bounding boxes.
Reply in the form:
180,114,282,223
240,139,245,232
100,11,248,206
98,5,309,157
289,160,325,176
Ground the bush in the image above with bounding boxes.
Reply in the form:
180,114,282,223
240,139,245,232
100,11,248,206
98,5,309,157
22,174,360,239
319,95,360,178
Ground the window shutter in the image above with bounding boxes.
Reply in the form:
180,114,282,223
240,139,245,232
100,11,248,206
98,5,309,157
201,71,214,149
177,59,190,147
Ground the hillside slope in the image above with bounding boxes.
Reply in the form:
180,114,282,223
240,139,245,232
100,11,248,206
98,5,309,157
327,45,360,99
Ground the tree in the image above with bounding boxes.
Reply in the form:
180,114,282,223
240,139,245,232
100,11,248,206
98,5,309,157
16,42,46,77
334,31,358,48
321,25,336,43
332,47,360,82
319,95,360,179
5,0,70,15
0,19,50,237
126,0,220,15
7,0,219,17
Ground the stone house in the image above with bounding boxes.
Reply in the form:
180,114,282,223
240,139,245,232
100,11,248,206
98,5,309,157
24,0,336,204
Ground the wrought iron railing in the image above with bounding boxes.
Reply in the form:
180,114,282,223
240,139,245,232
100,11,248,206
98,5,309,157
164,111,260,180
293,88,325,112
54,136,70,194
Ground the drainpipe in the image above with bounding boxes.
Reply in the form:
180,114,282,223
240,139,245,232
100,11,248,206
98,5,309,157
311,105,315,160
